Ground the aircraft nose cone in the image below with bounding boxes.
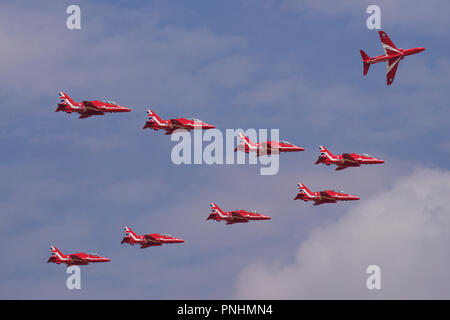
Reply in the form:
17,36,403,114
123,107,132,112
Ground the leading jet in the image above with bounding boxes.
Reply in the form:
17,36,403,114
360,30,425,85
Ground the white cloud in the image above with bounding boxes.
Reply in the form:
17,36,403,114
235,166,450,299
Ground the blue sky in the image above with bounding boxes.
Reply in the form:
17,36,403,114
1,0,450,299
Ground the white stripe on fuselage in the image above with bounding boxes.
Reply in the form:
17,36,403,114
52,250,69,261
126,232,140,241
321,151,338,161
212,208,227,218
62,99,80,109
239,136,257,149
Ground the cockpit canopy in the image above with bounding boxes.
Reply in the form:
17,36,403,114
361,153,371,157
88,252,100,256
162,233,174,238
280,140,291,145
188,118,203,123
101,100,118,105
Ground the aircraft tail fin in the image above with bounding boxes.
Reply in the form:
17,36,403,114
297,182,313,197
209,202,225,217
50,246,64,259
123,227,139,240
59,92,77,107
318,145,336,160
146,109,164,124
360,50,371,76
238,133,256,147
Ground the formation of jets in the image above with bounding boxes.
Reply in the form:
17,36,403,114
49,30,421,268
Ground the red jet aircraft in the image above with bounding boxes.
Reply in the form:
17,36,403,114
315,146,384,170
235,133,304,156
207,203,271,225
121,227,184,248
56,92,131,119
294,182,360,206
47,246,111,266
143,109,215,134
360,30,425,85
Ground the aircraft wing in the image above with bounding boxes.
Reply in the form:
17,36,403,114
259,142,279,155
342,153,359,163
319,191,336,201
171,119,191,130
379,31,401,56
82,101,102,112
144,234,159,242
260,142,277,150
386,57,401,85
336,164,352,171
231,212,249,221
69,254,86,263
